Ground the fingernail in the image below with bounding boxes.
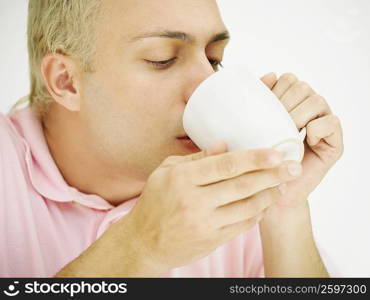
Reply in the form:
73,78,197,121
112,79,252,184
278,183,287,195
287,162,302,176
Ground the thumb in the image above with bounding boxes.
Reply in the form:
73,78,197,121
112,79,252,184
160,141,228,167
260,72,277,90
183,141,228,162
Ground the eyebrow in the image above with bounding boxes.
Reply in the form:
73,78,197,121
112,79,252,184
128,30,230,44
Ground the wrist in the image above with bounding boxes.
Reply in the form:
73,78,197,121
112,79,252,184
260,199,311,231
106,215,170,277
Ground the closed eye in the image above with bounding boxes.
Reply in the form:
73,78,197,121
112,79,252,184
145,58,223,70
146,58,177,68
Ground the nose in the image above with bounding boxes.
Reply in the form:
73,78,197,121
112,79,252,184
184,56,217,104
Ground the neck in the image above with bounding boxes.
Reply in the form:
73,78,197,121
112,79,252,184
41,103,145,206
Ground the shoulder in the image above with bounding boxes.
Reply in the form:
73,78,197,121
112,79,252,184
0,111,28,178
0,112,24,154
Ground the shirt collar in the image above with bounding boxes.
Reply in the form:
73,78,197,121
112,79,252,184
8,104,124,210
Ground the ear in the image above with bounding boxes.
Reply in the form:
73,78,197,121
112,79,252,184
40,53,82,111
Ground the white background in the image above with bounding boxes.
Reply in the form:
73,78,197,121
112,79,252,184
1,0,369,276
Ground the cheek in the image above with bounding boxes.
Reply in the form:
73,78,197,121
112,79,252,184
82,69,185,142
117,81,182,128
81,83,167,147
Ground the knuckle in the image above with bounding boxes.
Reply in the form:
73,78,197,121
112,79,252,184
296,81,311,93
312,94,327,109
253,149,279,167
243,216,259,230
306,120,315,131
216,154,237,177
277,163,290,180
244,199,261,214
234,176,251,193
329,114,341,125
168,165,187,184
250,149,265,165
191,150,207,161
280,72,298,84
161,155,180,166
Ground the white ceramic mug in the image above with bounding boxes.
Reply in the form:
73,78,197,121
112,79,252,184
183,65,306,162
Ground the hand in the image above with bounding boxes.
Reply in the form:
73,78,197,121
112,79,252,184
125,146,303,272
258,72,344,209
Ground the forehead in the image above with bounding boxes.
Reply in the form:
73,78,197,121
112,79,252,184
99,0,227,44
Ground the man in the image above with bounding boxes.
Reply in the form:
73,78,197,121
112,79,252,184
0,0,343,277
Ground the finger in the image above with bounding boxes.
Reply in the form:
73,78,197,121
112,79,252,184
160,155,186,168
160,150,208,167
214,190,277,228
206,141,228,156
271,73,298,98
184,148,284,186
260,72,278,90
290,94,332,130
254,184,290,206
306,114,343,149
203,160,302,207
280,81,316,112
219,213,264,244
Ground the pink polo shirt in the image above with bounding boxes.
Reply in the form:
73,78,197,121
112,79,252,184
0,105,264,278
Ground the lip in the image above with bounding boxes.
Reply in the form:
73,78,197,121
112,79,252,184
176,136,201,152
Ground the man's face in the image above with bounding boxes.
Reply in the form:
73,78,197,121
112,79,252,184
79,0,229,180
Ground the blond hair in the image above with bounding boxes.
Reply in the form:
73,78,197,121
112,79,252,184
13,0,101,116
